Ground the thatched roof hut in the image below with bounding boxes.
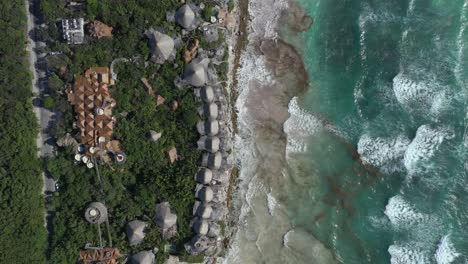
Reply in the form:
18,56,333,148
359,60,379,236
199,103,218,120
197,120,219,136
155,202,177,230
175,4,197,30
194,168,213,184
183,60,207,87
197,136,220,153
126,220,148,246
201,152,222,170
192,218,209,236
195,185,214,202
193,201,213,219
145,28,174,64
129,251,155,264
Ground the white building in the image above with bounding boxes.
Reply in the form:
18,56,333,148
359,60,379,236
62,18,85,44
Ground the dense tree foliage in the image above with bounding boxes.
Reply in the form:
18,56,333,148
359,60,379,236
0,0,47,262
39,0,214,262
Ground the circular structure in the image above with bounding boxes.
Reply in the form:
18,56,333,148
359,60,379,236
75,154,82,161
84,202,108,224
115,152,127,163
89,147,97,154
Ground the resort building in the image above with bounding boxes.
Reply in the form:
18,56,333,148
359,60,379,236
126,220,148,246
175,4,197,30
67,67,124,165
129,251,155,264
193,202,213,219
195,168,213,185
192,219,209,236
197,136,220,153
197,120,219,136
199,103,218,120
155,202,178,239
145,28,175,64
88,20,113,39
197,86,215,103
201,152,222,170
79,247,121,264
84,202,108,225
184,59,208,87
62,18,85,44
195,185,214,202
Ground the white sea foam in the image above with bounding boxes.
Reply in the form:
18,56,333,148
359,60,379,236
403,125,455,174
385,195,429,226
357,134,410,173
266,192,278,215
392,72,438,111
454,0,467,88
389,244,431,264
435,235,461,264
284,97,340,156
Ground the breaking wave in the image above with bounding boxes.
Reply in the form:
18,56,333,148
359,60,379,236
357,134,410,173
403,125,455,175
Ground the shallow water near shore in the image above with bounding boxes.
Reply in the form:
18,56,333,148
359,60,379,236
229,0,468,263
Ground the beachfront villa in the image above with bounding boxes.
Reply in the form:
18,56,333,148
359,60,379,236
195,168,213,185
197,136,221,153
199,102,219,120
67,67,126,167
197,120,220,136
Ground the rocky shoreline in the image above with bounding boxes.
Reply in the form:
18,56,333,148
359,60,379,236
222,0,324,263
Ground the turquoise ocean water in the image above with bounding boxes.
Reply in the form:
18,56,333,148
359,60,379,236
287,0,468,263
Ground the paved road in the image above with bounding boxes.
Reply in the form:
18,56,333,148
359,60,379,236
25,0,56,241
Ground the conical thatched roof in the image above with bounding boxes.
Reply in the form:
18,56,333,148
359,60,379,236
193,201,213,219
126,220,148,246
195,168,213,184
175,4,196,30
201,152,222,170
199,103,218,120
197,136,220,153
145,29,174,64
195,185,214,202
184,60,207,87
197,120,219,136
130,250,155,264
155,202,177,230
200,86,215,102
192,218,209,235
